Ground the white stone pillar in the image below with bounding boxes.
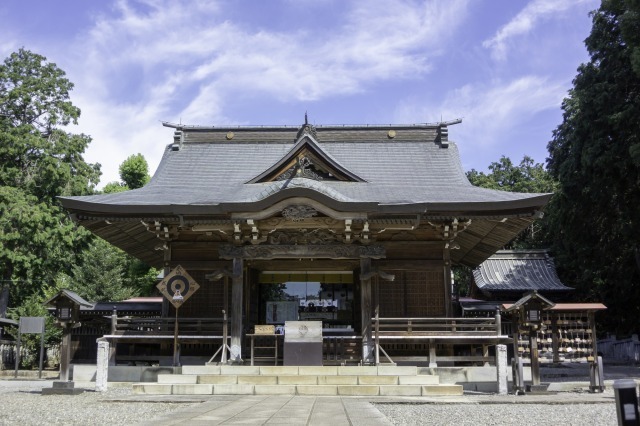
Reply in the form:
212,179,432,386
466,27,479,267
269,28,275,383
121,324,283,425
496,344,508,395
96,339,109,392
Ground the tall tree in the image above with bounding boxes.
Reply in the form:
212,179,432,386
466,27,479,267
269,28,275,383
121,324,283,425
547,0,640,335
0,49,100,317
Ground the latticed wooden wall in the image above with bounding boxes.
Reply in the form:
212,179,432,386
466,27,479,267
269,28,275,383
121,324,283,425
171,271,228,318
377,270,445,317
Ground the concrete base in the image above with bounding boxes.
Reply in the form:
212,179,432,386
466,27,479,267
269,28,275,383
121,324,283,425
42,381,84,395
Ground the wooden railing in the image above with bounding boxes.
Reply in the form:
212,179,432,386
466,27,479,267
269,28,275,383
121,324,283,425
371,311,509,366
373,316,502,336
112,317,228,336
106,313,231,364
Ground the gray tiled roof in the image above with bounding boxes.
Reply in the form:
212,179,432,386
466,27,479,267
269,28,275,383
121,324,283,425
60,124,550,214
473,250,572,292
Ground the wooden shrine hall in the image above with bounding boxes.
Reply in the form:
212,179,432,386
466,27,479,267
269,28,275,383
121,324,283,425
59,120,552,367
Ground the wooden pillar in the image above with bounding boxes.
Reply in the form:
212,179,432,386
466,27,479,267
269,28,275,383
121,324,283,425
109,308,117,366
230,257,244,363
161,244,172,318
60,328,72,382
360,258,373,364
551,314,560,363
443,247,452,316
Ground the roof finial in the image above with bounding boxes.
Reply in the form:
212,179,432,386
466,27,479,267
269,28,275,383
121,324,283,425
304,111,308,125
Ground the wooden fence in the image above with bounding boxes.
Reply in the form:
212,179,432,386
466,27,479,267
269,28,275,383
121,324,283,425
597,335,640,362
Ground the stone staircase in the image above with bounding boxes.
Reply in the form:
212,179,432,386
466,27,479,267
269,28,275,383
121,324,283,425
132,365,463,396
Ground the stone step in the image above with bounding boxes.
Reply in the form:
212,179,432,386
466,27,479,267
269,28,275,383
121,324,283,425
157,373,440,386
132,382,462,396
181,365,421,376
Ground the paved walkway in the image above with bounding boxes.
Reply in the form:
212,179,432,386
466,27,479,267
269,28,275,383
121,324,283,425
124,386,622,426
134,395,392,426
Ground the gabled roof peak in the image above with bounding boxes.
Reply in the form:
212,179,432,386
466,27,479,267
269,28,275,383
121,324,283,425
247,131,365,184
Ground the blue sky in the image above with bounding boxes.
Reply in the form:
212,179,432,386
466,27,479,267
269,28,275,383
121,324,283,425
0,0,598,188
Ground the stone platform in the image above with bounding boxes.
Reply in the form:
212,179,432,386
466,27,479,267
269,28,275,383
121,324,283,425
133,365,463,397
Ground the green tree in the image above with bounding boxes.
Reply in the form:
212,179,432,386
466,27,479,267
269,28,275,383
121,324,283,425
0,49,100,317
547,0,640,335
65,238,136,302
103,153,150,193
0,49,79,134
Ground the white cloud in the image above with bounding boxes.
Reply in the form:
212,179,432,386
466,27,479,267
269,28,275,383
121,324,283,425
61,0,471,186
394,75,567,149
483,0,594,61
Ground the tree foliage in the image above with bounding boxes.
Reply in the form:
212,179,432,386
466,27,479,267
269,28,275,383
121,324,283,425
65,238,136,302
0,49,80,134
547,0,640,335
467,156,556,194
0,49,100,317
103,153,150,193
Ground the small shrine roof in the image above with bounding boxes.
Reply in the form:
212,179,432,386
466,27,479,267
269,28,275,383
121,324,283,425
473,250,573,292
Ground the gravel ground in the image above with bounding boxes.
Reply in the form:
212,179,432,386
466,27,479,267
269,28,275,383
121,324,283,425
375,402,618,426
0,381,197,426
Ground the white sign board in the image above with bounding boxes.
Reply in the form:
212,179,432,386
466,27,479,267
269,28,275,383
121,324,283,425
284,321,322,343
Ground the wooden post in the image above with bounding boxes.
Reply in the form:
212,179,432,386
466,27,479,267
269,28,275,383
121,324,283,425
60,327,72,381
443,247,452,316
172,307,180,366
161,245,172,319
109,307,117,366
374,307,380,365
360,257,373,364
230,257,244,363
551,314,560,363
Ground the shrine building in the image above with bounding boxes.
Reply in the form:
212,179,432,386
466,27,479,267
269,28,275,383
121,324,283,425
59,120,551,366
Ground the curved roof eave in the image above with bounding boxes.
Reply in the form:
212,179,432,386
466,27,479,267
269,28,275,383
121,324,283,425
424,193,553,214
59,192,550,218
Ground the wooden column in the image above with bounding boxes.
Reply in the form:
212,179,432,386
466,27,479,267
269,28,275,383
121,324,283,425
551,314,560,363
60,328,72,381
161,244,172,318
230,257,244,363
443,247,452,316
360,257,373,364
